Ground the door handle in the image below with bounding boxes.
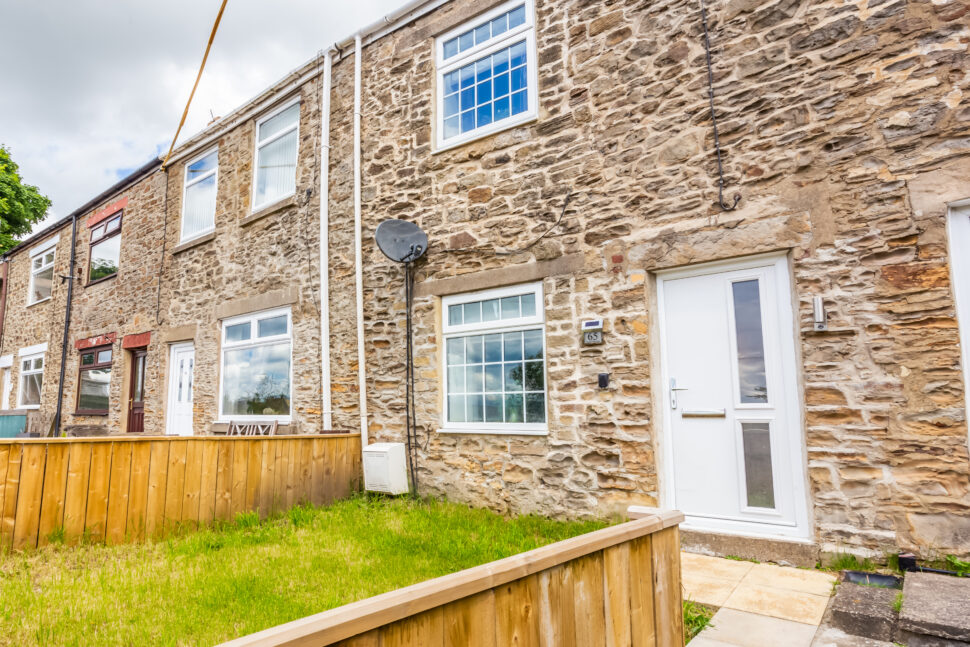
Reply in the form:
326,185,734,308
681,409,727,418
669,378,688,409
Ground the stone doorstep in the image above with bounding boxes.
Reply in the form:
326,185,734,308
829,582,899,643
898,572,970,645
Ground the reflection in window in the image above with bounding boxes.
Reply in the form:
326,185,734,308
89,213,122,282
18,354,44,407
741,422,775,509
443,283,546,429
732,279,768,403
29,248,55,303
220,309,291,419
77,345,112,413
182,149,218,242
254,103,299,209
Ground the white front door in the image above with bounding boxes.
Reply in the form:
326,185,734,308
948,202,970,444
166,343,195,436
658,254,809,539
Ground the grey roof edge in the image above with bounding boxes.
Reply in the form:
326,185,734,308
2,157,162,261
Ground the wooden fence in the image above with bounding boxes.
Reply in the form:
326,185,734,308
220,509,686,647
0,434,361,551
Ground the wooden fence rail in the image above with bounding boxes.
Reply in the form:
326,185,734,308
0,434,361,551
220,510,686,647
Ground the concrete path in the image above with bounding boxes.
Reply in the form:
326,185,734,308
682,552,837,647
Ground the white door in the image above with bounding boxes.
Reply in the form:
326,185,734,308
166,343,195,436
658,254,809,539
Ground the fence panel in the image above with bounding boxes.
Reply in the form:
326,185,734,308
0,434,361,551
219,510,686,647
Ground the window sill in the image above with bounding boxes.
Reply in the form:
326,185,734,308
437,427,548,436
74,411,109,417
243,194,297,227
85,274,117,288
173,230,216,255
18,404,40,410
433,113,538,155
26,297,52,309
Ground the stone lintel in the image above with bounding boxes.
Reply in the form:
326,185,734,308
214,286,300,320
160,324,197,343
414,252,584,298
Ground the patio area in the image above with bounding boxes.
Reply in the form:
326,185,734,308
682,552,837,647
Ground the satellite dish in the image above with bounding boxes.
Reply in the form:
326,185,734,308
375,219,428,264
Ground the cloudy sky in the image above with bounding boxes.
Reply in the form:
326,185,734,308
1,0,406,231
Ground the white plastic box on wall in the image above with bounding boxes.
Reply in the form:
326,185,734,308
362,443,409,495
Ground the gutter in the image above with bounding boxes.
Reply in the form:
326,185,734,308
2,158,161,261
165,0,450,168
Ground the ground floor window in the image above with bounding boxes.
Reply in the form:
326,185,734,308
18,352,44,409
219,307,291,421
442,282,547,433
77,345,112,415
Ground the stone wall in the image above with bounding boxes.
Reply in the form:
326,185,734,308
317,0,970,558
2,0,967,559
0,227,73,433
159,81,327,435
61,172,168,435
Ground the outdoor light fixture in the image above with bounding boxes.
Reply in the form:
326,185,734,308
813,296,828,331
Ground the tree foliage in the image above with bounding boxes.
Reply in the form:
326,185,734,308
0,146,51,253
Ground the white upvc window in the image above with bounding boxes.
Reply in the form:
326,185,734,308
181,148,218,242
441,282,548,435
252,100,300,211
28,237,57,305
17,351,45,409
219,307,292,422
434,0,538,151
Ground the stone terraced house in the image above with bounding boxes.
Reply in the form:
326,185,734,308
0,0,968,564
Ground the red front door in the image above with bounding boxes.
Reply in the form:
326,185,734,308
127,348,147,433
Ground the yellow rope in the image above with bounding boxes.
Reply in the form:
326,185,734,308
160,0,229,170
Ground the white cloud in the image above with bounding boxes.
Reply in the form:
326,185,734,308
1,0,408,231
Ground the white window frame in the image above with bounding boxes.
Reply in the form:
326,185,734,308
180,146,218,243
27,236,58,306
17,349,46,410
218,307,293,423
251,98,300,213
433,0,538,152
947,199,970,451
440,282,548,435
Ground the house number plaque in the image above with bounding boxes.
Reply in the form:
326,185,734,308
583,330,603,345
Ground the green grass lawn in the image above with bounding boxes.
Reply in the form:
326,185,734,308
0,496,606,646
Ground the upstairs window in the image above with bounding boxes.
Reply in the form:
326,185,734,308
442,282,547,434
28,238,56,305
18,352,44,408
182,149,218,242
253,101,299,211
435,0,537,150
89,212,122,283
76,345,112,415
219,308,292,421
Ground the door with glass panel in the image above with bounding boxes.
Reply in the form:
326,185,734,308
166,343,195,436
658,255,808,538
127,348,147,433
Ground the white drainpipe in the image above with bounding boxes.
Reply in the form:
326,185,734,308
353,33,368,447
319,49,334,431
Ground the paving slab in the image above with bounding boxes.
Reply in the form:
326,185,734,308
683,552,756,582
683,570,740,607
723,581,832,625
828,582,898,642
745,563,837,596
899,572,970,643
694,608,818,647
